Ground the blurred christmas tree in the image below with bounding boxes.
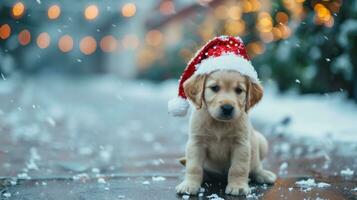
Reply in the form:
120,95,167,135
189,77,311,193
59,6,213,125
139,0,357,101
258,0,357,100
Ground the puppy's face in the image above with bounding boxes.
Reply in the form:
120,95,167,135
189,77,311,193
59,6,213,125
184,70,263,122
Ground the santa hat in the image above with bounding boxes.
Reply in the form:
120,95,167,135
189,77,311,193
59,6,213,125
168,35,259,117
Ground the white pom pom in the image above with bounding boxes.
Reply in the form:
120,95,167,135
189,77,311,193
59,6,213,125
168,97,189,117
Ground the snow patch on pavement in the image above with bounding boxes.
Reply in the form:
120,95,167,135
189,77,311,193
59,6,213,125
251,83,357,142
295,178,331,191
340,168,354,176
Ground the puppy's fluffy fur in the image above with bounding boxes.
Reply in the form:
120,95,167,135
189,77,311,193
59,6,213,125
176,71,276,196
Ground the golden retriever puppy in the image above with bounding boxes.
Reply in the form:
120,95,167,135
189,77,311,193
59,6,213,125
176,70,276,196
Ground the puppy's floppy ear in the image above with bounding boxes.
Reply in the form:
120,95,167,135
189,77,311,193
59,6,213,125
183,74,207,109
245,80,263,112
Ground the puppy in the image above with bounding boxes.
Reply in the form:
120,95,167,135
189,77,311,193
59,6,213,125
176,70,276,196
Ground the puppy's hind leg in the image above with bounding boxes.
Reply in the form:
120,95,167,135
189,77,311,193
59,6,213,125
251,131,276,184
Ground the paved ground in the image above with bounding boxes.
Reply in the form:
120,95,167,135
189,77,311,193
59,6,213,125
0,75,356,200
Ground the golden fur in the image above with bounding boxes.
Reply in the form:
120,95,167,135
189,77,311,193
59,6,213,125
176,71,276,196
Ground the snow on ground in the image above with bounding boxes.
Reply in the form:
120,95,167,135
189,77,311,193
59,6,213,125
1,75,357,143
251,83,357,142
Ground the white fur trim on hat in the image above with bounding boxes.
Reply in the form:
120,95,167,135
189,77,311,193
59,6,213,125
168,97,189,117
195,53,259,83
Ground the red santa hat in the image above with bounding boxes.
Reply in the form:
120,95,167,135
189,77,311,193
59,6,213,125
168,35,259,117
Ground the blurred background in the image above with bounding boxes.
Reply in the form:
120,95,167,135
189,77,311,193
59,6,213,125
0,0,356,99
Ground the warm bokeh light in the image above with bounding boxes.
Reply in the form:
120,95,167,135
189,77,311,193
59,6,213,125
257,12,273,33
247,42,265,57
159,1,175,15
80,36,97,55
214,5,228,19
122,34,139,49
36,32,51,49
100,36,118,52
314,3,333,27
242,0,260,13
58,35,73,52
272,27,282,40
18,29,31,45
0,24,11,40
122,3,136,18
275,12,289,25
48,4,61,20
278,24,292,39
145,30,163,46
137,48,163,69
260,32,274,43
12,2,25,19
228,6,242,20
84,5,99,20
225,20,245,35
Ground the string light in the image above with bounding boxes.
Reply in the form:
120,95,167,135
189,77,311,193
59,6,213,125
58,35,73,52
48,4,61,20
159,1,175,15
122,34,139,49
12,2,25,19
18,29,31,45
37,32,51,49
121,3,136,18
145,30,163,46
80,36,97,55
0,24,11,40
100,35,118,52
84,5,99,20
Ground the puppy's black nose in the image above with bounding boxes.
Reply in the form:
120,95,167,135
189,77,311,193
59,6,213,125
220,104,234,116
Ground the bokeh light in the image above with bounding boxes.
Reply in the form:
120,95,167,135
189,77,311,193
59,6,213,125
225,20,245,36
37,32,51,49
80,36,97,55
122,34,139,49
247,42,265,56
12,2,25,19
257,12,273,33
100,36,118,52
228,6,242,20
18,29,31,45
214,5,228,19
85,5,99,20
275,12,289,25
159,1,175,15
48,4,61,20
121,3,136,18
0,24,11,40
58,35,73,53
145,30,163,46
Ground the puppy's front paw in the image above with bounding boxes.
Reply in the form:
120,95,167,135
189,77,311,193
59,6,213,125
225,182,250,196
254,170,277,184
176,181,200,195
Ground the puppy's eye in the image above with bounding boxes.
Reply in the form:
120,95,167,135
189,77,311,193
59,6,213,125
210,85,220,93
235,87,243,95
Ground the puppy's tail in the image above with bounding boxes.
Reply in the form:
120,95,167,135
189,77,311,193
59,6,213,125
178,157,186,166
